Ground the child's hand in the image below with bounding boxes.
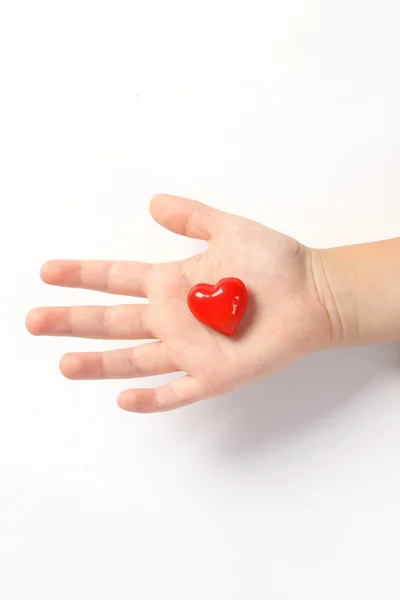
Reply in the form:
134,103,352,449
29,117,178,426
26,195,333,412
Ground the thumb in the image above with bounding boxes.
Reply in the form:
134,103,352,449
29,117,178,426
149,194,227,241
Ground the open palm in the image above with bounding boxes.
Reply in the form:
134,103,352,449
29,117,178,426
26,195,330,412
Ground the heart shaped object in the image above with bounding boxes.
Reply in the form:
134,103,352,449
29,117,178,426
187,277,248,336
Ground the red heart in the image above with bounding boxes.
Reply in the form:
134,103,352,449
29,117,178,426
187,277,248,336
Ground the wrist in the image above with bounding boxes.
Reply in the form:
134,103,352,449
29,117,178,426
309,247,360,348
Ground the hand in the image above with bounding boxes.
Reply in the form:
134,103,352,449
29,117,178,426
26,195,332,412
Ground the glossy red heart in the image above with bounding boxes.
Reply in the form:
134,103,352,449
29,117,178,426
187,277,248,336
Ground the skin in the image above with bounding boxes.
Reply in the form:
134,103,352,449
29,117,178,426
26,194,400,413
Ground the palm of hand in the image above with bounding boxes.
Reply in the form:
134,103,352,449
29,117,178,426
27,195,329,412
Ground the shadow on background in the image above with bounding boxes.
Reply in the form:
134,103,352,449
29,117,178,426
179,344,400,456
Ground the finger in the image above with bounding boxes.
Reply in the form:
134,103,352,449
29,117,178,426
60,342,176,380
150,194,227,241
26,305,153,340
40,260,151,297
117,375,205,413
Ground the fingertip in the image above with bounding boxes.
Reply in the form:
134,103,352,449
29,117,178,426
149,193,205,239
149,194,171,223
117,389,155,413
25,308,45,335
117,390,132,411
149,194,221,240
60,353,83,379
40,260,62,284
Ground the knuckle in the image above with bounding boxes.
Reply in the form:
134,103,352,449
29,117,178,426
102,307,113,338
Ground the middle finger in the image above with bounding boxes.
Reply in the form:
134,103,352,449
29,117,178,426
26,305,153,340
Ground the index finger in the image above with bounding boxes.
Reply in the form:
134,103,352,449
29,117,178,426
40,260,152,297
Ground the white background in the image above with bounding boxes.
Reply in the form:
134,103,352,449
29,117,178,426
1,1,400,598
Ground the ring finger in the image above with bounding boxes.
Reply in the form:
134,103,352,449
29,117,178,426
60,342,178,380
